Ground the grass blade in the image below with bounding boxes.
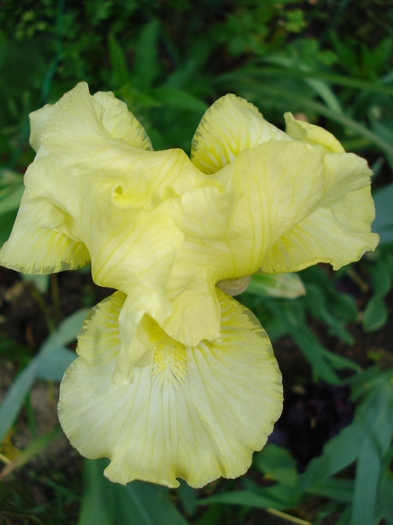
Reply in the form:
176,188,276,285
0,360,38,444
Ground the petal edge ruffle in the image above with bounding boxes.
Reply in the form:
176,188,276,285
58,290,283,488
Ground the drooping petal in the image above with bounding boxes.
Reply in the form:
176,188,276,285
2,83,224,285
58,289,283,489
262,186,379,272
158,138,377,345
0,193,89,274
208,140,378,278
191,94,290,174
253,150,379,273
161,185,235,345
91,204,184,375
1,82,156,274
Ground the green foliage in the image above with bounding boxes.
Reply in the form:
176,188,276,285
200,369,393,525
0,308,88,444
0,1,392,524
78,459,189,525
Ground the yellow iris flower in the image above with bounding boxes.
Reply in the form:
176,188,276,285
0,83,378,488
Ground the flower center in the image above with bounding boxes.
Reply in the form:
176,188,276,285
148,322,188,387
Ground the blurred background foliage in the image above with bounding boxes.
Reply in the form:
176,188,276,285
0,0,392,524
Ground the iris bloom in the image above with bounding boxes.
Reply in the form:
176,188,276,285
0,83,378,488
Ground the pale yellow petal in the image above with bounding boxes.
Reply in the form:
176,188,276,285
158,141,377,344
0,193,89,274
262,186,379,273
285,112,345,153
58,290,283,488
32,82,152,154
210,140,378,278
93,89,152,150
29,103,57,153
84,201,185,375
161,186,234,345
191,94,290,174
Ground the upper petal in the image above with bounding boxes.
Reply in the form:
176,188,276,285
262,186,379,272
284,112,345,153
93,89,152,150
191,94,290,174
58,289,283,488
209,140,378,277
30,82,152,154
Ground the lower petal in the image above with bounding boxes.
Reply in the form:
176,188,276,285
58,290,282,488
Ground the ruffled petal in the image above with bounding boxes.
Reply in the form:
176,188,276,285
93,90,152,150
0,193,89,274
161,186,235,345
209,140,378,278
262,186,379,272
191,94,290,174
58,289,283,488
30,82,152,154
160,139,378,344
29,103,57,152
284,112,345,153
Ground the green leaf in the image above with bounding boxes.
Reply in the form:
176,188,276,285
351,432,380,525
362,295,388,331
21,273,50,294
320,348,361,373
253,444,297,487
373,182,393,246
305,77,343,113
299,372,393,502
40,308,89,353
308,478,354,503
0,209,18,246
133,19,161,91
0,335,29,359
0,359,38,444
303,283,354,343
336,506,352,525
200,485,298,511
36,346,76,381
124,481,189,525
215,65,393,97
263,297,339,382
362,37,393,78
369,258,392,295
78,459,116,525
148,87,208,113
297,420,364,492
351,381,393,525
0,170,23,245
0,309,88,444
0,169,24,216
177,480,198,516
214,75,393,156
380,472,393,525
108,33,130,88
289,327,339,383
